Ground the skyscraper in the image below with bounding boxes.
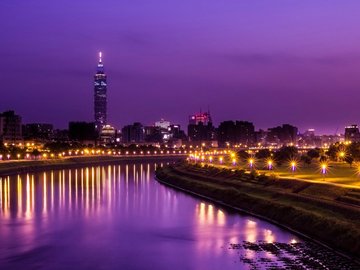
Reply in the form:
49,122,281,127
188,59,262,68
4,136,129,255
94,52,107,131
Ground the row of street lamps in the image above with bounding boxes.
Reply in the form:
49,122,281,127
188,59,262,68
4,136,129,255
188,154,328,176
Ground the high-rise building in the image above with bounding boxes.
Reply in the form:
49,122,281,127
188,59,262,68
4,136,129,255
22,123,53,141
94,52,107,131
188,112,212,125
0,110,22,143
188,111,216,142
122,122,145,143
345,125,360,142
217,120,255,147
267,124,298,145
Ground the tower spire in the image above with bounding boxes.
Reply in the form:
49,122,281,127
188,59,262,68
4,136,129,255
97,51,104,71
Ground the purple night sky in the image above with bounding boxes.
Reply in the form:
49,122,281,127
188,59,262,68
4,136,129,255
1,1,360,134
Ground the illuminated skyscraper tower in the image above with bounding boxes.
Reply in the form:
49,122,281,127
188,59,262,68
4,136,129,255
94,52,107,131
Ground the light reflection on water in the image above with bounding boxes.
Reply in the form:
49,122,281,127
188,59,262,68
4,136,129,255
0,161,299,269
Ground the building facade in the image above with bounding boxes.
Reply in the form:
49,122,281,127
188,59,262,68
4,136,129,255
0,110,22,143
122,122,145,143
23,123,53,141
267,124,298,146
187,111,216,142
345,125,360,142
100,125,116,144
217,120,255,147
94,52,107,131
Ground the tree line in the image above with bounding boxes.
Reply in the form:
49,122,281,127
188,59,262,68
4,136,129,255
236,142,360,167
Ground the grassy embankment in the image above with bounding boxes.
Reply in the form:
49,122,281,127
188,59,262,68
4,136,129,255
155,162,360,260
204,159,360,187
0,155,183,177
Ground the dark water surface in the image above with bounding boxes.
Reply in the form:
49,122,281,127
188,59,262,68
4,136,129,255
0,161,357,269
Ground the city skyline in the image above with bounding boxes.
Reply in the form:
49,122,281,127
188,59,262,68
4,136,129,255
2,1,360,134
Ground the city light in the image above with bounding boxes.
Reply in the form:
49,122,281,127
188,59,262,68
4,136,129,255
267,160,273,170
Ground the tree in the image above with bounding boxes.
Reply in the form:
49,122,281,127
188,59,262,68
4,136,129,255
300,154,312,165
237,150,250,162
44,142,72,153
274,146,298,164
0,142,6,154
347,143,360,161
307,148,320,160
325,144,339,161
344,156,354,167
32,149,41,159
255,149,271,160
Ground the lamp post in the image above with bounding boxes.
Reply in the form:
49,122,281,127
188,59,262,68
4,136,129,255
249,158,254,170
321,163,327,180
290,161,296,175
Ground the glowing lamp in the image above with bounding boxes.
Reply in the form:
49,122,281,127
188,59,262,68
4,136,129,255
249,158,254,169
321,163,327,175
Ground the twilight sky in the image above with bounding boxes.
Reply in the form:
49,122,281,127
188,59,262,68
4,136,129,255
1,1,360,134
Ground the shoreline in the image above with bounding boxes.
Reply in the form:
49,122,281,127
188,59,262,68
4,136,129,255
0,155,185,177
154,175,359,264
155,162,360,262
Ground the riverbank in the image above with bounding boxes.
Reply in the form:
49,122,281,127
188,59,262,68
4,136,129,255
0,155,185,177
155,162,360,261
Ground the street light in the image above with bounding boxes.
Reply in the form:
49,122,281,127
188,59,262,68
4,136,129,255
267,160,273,170
249,158,254,169
321,163,327,180
232,158,237,165
290,161,296,172
321,163,327,174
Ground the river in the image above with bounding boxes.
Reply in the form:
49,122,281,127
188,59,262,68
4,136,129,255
0,160,357,269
